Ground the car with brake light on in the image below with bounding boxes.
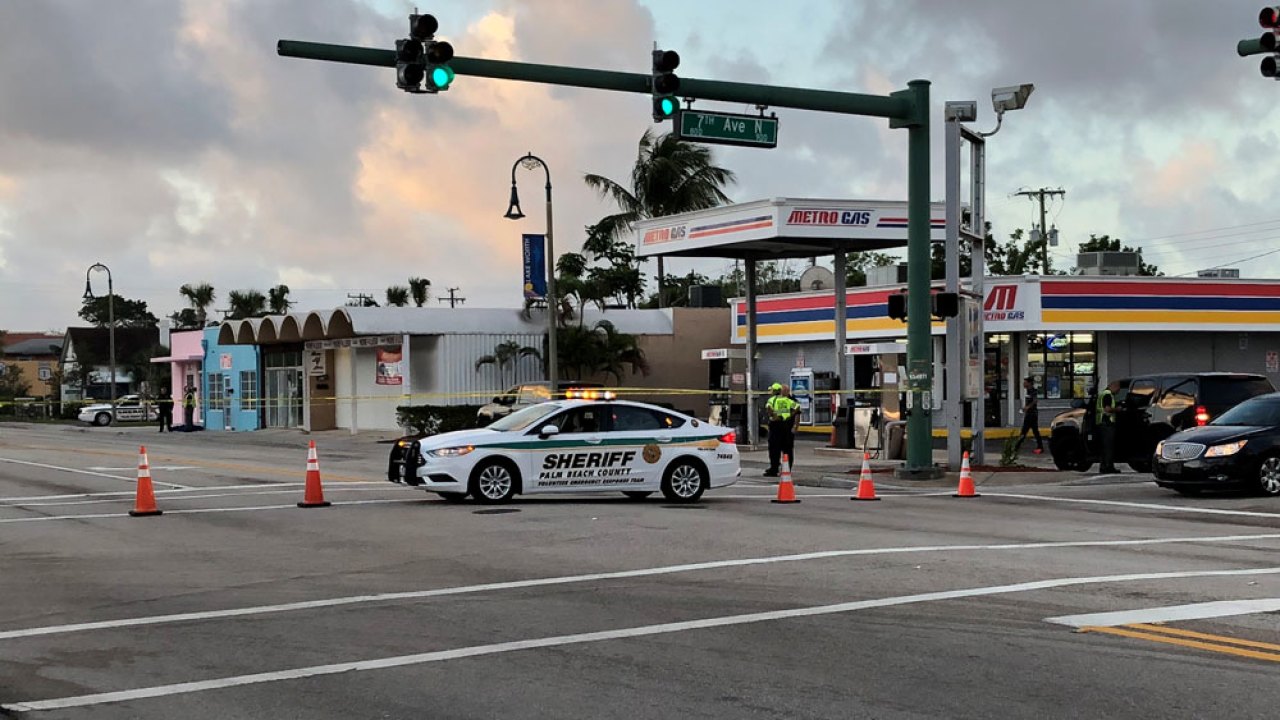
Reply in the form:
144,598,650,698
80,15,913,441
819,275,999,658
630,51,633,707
389,392,741,503
1049,372,1274,472
1153,392,1280,497
77,394,159,426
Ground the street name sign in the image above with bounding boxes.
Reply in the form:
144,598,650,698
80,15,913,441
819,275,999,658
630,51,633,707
677,110,779,148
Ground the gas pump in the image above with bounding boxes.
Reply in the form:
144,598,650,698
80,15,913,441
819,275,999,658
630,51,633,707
788,369,837,426
843,342,907,457
701,348,747,439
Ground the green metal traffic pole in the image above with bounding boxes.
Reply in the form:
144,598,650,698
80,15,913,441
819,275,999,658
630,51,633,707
901,79,938,477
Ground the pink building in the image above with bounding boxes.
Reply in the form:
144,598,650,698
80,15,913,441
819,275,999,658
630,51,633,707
151,329,204,426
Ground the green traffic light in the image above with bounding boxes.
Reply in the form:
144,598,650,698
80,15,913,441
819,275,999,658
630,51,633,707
430,65,454,89
659,97,676,117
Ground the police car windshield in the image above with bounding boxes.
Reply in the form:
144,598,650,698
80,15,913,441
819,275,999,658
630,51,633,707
488,403,563,432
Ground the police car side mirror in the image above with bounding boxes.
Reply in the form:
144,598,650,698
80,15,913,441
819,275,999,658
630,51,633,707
539,424,560,438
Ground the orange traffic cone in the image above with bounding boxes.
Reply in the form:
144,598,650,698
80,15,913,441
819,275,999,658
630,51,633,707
954,451,980,498
772,454,800,504
852,453,880,501
298,440,332,508
129,445,162,517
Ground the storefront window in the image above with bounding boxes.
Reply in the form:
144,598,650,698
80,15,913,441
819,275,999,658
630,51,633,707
1026,333,1095,399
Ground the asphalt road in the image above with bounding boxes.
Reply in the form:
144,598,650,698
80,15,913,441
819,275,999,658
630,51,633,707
1,422,1279,719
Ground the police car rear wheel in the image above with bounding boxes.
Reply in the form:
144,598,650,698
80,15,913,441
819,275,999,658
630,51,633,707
470,460,518,503
94,412,111,427
661,460,707,503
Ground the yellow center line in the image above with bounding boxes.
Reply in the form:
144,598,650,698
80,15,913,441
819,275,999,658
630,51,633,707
1126,623,1280,653
1081,625,1280,663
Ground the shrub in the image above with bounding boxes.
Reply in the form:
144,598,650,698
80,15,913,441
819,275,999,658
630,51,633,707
999,435,1020,467
395,405,482,436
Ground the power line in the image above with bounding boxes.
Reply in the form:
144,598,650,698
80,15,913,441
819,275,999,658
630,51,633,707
1126,217,1280,244
1170,247,1280,276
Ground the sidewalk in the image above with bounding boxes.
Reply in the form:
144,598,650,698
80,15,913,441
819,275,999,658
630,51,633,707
743,439,1080,490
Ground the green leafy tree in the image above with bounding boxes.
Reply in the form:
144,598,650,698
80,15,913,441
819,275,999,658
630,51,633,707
385,286,411,307
169,308,201,330
226,290,267,320
178,283,216,326
846,252,898,286
1073,235,1162,276
643,270,711,308
474,340,541,388
0,365,30,399
585,129,736,305
408,277,431,307
78,295,159,328
267,284,293,315
554,320,650,382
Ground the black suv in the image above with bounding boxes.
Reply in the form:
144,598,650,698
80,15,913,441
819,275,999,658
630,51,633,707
1049,372,1275,473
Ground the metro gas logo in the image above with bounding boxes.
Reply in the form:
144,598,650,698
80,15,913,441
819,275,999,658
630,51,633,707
786,209,872,227
642,225,687,245
984,285,1023,321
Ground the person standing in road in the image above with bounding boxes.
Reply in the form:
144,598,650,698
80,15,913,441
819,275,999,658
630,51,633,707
156,388,174,433
1017,377,1044,454
182,385,197,429
764,383,801,477
1097,379,1121,473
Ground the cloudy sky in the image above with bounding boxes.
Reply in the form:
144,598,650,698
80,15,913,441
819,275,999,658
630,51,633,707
2,0,1279,331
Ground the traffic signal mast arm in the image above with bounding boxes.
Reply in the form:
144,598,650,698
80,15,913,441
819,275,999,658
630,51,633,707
277,40,911,119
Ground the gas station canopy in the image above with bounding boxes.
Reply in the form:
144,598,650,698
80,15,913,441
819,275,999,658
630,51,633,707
634,197,947,260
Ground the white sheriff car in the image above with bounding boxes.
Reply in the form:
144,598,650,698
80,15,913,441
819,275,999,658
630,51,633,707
77,395,159,426
392,397,741,503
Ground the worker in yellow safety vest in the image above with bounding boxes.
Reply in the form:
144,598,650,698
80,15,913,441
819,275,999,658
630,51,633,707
764,383,802,477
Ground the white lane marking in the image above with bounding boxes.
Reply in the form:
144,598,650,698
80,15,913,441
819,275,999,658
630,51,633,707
4,530,1280,642
1045,598,1280,628
1,486,396,508
8,566,1280,713
0,483,300,503
0,498,420,525
0,457,189,490
988,492,1280,520
87,466,199,472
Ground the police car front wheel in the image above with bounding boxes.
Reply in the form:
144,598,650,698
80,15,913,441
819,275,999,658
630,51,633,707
470,459,519,503
661,459,707,503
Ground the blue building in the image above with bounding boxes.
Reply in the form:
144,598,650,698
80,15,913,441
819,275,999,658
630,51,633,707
201,327,261,432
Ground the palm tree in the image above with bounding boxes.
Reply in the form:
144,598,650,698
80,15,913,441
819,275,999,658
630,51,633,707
592,320,649,382
386,286,411,307
267,284,292,315
227,290,267,320
178,283,216,327
584,129,736,300
408,277,431,307
475,340,541,388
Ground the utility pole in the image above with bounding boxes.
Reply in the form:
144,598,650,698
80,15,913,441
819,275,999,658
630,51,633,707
438,287,466,308
1014,188,1065,274
346,292,377,307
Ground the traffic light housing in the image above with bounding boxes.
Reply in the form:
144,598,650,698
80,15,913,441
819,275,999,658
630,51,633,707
396,38,426,92
1262,6,1280,78
425,39,455,91
932,292,960,319
397,13,454,93
651,49,680,122
887,292,907,322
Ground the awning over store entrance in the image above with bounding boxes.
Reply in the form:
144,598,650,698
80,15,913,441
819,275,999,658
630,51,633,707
633,197,947,446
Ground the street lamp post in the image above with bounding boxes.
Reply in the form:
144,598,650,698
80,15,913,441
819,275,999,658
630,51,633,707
83,263,116,416
943,84,1034,469
504,152,558,388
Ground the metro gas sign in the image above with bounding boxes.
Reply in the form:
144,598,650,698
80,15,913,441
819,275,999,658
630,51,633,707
786,209,872,227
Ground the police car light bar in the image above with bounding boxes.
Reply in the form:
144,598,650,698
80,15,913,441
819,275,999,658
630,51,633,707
566,390,616,400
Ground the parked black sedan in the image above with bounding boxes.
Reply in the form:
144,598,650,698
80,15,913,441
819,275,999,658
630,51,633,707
1153,392,1280,497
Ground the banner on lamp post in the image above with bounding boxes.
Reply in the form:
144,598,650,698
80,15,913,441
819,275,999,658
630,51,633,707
522,234,547,300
